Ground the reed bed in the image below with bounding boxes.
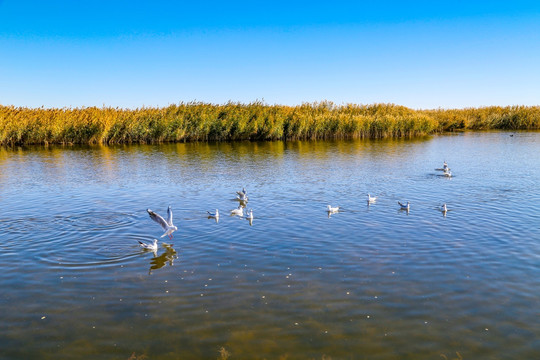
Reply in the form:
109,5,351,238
1,102,538,145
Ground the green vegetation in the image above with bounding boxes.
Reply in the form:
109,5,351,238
1,102,538,145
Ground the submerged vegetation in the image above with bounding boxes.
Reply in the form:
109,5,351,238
1,102,539,145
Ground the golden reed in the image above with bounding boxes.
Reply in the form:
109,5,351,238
1,102,538,145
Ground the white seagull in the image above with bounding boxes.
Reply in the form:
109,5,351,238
440,203,448,212
138,239,158,252
398,201,410,210
147,206,178,239
367,194,377,203
231,205,244,216
327,205,339,213
236,192,248,202
246,209,253,220
436,161,450,172
236,187,247,197
207,209,219,218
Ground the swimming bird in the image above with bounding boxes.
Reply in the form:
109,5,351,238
440,203,448,213
398,201,410,210
138,239,158,252
231,205,244,216
207,209,219,218
435,161,450,172
246,209,253,220
147,206,178,239
367,194,377,203
327,205,339,213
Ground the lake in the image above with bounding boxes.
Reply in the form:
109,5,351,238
1,132,539,359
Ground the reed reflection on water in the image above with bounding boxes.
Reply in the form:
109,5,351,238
0,132,539,359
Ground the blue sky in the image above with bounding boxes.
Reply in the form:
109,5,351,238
1,1,540,109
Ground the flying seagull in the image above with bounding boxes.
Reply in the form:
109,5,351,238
236,192,248,202
236,187,247,197
147,206,178,239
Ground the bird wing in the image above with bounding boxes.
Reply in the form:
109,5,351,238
147,209,169,231
167,206,173,226
138,240,150,249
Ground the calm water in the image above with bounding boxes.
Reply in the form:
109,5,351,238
1,132,539,359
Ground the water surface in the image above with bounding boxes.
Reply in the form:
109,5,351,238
1,132,539,359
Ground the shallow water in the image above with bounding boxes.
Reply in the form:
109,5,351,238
1,132,539,359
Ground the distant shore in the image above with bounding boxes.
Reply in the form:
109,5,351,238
1,102,539,145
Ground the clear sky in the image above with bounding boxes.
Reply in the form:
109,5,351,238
1,0,540,109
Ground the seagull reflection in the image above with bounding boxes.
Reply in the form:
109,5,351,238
148,243,178,274
245,209,253,226
235,198,248,208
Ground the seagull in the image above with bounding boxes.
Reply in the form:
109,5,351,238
440,203,448,212
236,192,248,202
246,209,253,220
207,209,219,223
327,205,339,213
398,201,410,210
138,239,158,252
147,206,178,239
436,161,450,172
231,205,244,216
367,194,377,203
236,187,247,197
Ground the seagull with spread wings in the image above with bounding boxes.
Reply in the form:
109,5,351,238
147,206,178,239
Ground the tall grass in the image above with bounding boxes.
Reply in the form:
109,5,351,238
1,102,538,145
